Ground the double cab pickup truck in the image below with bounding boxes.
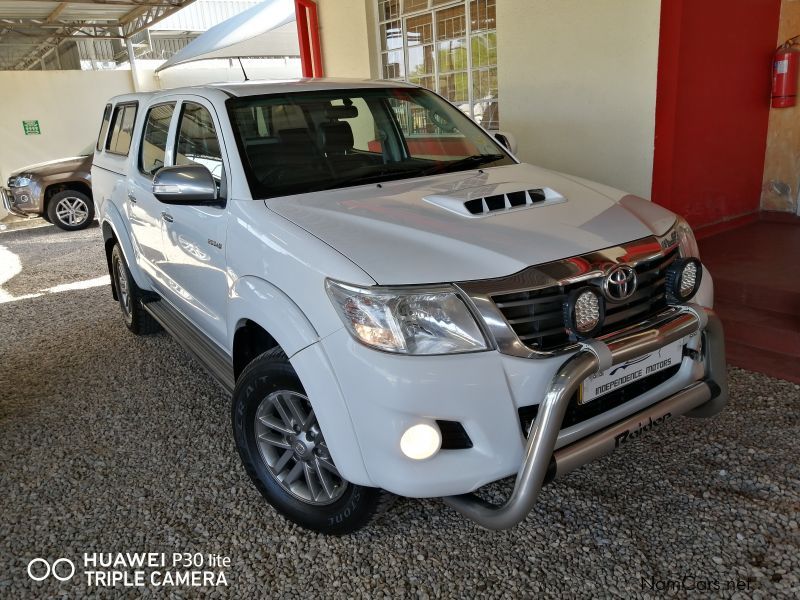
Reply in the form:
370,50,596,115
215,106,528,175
92,79,727,534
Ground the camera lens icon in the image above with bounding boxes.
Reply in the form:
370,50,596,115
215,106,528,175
27,558,75,582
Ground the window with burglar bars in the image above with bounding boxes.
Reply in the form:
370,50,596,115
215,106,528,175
377,0,499,130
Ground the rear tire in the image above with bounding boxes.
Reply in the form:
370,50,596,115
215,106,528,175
232,347,382,534
47,190,94,231
110,244,161,335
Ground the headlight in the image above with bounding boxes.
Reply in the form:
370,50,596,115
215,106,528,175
325,280,488,355
563,287,604,339
674,216,700,258
13,174,33,188
665,257,702,304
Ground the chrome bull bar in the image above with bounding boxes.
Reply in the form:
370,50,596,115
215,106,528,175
1,187,28,218
443,305,727,530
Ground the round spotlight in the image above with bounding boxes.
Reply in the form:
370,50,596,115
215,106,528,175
666,257,703,303
563,287,605,339
400,423,441,460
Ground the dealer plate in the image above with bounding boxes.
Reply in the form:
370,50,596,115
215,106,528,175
579,337,687,405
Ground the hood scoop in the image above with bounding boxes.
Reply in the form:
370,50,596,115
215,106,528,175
424,186,566,218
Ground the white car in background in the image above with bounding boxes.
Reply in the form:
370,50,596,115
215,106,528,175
92,79,727,534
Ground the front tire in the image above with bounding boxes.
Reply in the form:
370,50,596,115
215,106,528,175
110,244,161,335
232,347,381,534
47,190,94,231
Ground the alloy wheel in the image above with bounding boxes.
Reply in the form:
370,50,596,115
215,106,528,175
55,197,89,227
254,390,347,505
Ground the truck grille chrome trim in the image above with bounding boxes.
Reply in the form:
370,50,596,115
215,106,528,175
441,306,727,530
456,235,680,358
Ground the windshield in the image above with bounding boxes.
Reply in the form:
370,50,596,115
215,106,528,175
226,87,515,199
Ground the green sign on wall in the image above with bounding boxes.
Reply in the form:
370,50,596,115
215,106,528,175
22,120,41,135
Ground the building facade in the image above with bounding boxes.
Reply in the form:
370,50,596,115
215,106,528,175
318,0,796,229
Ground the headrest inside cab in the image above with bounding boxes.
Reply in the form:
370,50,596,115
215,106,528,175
326,105,359,119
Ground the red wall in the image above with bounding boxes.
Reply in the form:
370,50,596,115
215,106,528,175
652,0,782,230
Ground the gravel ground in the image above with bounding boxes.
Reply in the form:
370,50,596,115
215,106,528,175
1,225,798,599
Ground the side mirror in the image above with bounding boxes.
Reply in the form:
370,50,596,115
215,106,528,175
152,164,217,204
492,131,518,155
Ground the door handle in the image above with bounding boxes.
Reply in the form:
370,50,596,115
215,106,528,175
127,192,137,203
161,212,174,223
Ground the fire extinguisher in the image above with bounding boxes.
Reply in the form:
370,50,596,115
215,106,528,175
772,36,800,108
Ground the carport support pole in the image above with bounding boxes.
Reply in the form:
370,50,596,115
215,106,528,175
126,36,140,92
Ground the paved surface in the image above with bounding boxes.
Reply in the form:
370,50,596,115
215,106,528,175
0,214,49,233
1,225,798,598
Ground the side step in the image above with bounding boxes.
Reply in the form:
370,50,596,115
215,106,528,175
143,299,235,394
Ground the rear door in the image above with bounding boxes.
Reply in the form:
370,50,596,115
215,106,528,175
159,97,231,348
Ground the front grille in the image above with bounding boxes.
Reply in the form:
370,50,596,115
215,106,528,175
493,248,679,352
518,364,681,436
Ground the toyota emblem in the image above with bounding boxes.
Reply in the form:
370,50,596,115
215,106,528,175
603,265,638,302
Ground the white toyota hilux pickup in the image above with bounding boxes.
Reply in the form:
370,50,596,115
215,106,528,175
92,79,727,534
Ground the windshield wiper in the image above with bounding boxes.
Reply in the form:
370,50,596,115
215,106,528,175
423,153,506,175
314,166,426,191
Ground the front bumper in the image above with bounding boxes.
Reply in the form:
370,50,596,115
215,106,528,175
1,187,35,217
309,291,724,500
443,305,726,529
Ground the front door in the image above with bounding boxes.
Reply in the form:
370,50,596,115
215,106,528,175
129,101,176,293
159,98,231,349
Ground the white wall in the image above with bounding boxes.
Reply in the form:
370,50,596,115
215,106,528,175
0,70,134,183
317,0,376,78
318,0,660,198
497,0,661,199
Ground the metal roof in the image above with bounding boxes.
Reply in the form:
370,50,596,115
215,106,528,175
106,78,417,105
0,1,197,70
210,78,417,97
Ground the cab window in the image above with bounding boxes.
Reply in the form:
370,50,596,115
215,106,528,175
174,102,224,194
139,103,175,177
96,104,112,151
106,102,138,156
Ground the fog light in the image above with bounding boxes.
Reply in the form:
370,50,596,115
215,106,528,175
666,257,702,303
400,423,441,460
563,287,604,339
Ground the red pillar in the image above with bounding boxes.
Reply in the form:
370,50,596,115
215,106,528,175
295,0,324,78
651,0,781,231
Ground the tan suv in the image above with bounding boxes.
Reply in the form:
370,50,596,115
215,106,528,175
2,147,94,231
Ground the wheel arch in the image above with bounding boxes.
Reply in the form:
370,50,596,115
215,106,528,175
232,319,279,381
228,276,319,369
44,181,93,213
102,221,119,300
228,277,372,485
100,205,150,292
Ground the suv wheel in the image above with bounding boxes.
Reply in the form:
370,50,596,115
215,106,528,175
233,347,382,534
110,244,161,335
47,190,94,231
